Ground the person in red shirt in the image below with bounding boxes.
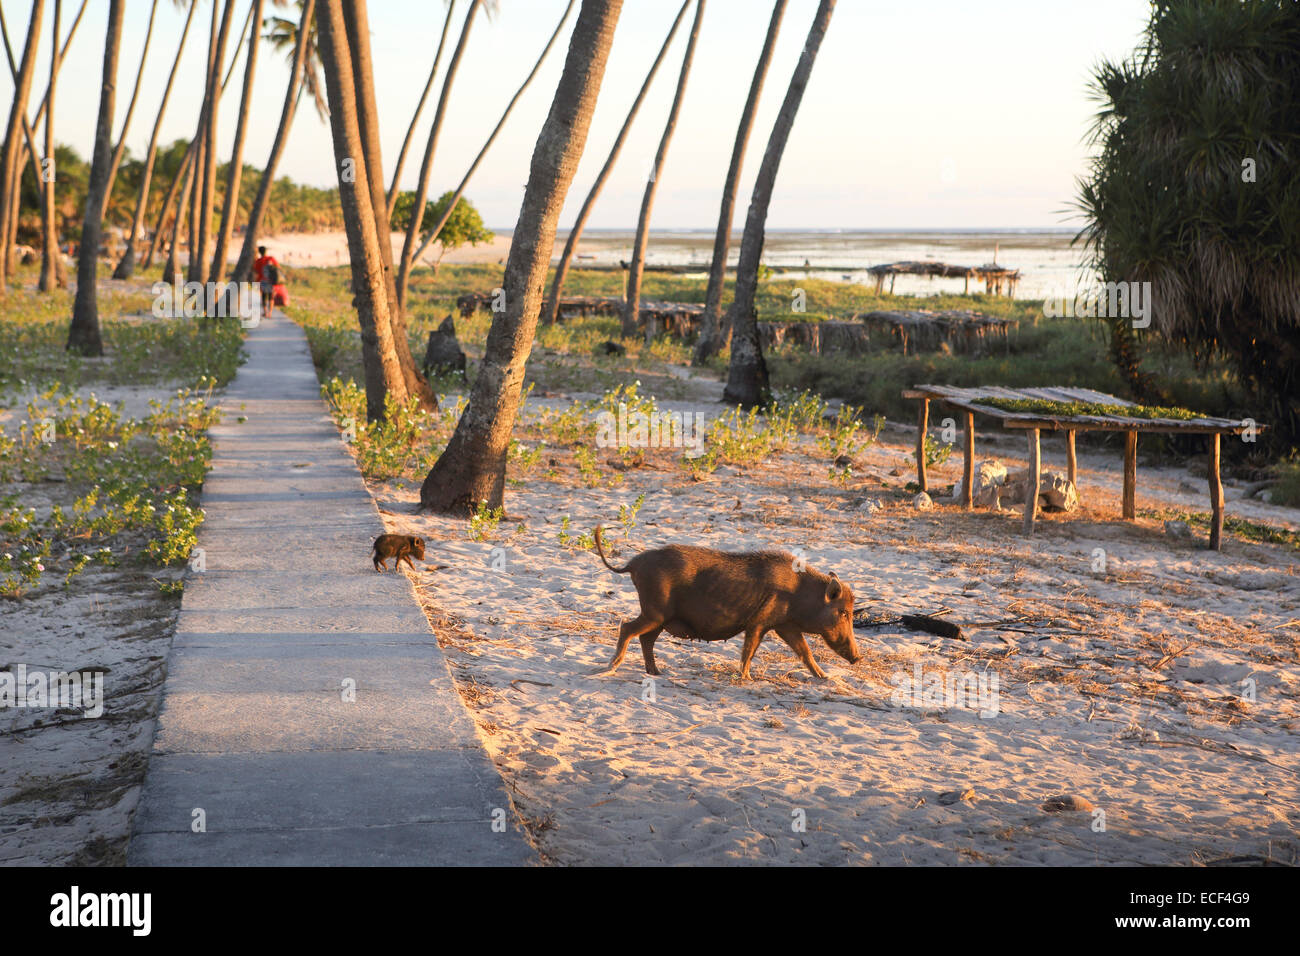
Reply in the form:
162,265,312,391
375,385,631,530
252,246,280,319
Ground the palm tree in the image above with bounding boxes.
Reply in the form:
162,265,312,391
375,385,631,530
340,0,437,413
724,0,834,408
395,0,481,311
693,0,785,365
160,141,197,280
189,0,237,283
0,1,49,280
0,0,43,295
208,0,265,285
99,0,159,220
113,0,198,279
38,0,60,291
263,1,327,121
542,0,690,326
67,0,125,356
621,0,704,339
386,0,455,221
231,0,316,282
316,0,408,421
420,0,623,513
410,0,575,264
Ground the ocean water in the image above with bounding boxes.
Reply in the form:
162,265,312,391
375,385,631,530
554,228,1093,301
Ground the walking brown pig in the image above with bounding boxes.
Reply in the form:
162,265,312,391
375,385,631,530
593,527,861,680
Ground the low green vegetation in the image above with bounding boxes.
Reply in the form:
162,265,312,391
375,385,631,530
974,398,1203,421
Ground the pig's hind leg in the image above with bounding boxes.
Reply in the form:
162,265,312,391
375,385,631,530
593,613,661,676
639,627,664,676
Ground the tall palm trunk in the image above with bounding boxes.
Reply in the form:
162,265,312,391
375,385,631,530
0,1,46,277
394,0,479,311
161,144,197,281
208,0,264,285
99,0,158,222
341,0,437,412
191,0,237,283
420,0,623,514
411,0,575,265
542,0,689,326
724,0,834,408
38,0,60,291
67,0,124,356
152,141,196,275
0,0,43,296
693,0,784,365
232,0,315,282
621,0,704,339
316,0,408,422
385,0,455,221
114,0,198,279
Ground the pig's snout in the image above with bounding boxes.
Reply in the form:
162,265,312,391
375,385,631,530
830,634,862,665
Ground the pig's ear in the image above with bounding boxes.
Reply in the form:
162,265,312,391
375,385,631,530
825,574,842,601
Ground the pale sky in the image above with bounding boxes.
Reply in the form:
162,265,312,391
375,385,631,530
2,0,1152,230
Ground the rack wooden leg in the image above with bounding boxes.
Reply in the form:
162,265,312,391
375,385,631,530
1066,430,1077,494
1024,428,1040,533
1208,433,1224,550
1122,431,1137,519
962,411,974,509
916,398,929,493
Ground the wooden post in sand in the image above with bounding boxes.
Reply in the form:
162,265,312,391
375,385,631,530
962,410,974,509
1122,430,1137,519
915,398,929,492
1208,432,1224,550
1066,429,1078,493
1024,427,1040,533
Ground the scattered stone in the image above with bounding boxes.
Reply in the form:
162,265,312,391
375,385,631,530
857,497,884,515
1001,468,1079,512
1178,480,1200,494
1042,794,1095,813
937,788,977,806
952,459,1008,507
834,454,853,467
912,491,933,510
599,340,626,356
1164,519,1193,539
422,314,467,378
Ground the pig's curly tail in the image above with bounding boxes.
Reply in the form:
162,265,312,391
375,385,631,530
593,526,632,574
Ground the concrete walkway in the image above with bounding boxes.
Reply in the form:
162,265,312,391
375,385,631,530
129,312,532,866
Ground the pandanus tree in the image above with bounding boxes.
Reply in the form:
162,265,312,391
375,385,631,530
67,0,125,356
420,0,623,513
693,0,785,364
724,0,834,408
1077,0,1300,450
543,0,690,327
621,0,704,339
113,0,198,279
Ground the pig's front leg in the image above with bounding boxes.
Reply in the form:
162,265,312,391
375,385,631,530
775,626,828,679
738,627,765,680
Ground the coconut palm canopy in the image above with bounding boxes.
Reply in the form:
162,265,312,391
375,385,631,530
1077,0,1300,449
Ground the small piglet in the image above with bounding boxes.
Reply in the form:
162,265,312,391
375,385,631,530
593,527,860,680
372,534,425,572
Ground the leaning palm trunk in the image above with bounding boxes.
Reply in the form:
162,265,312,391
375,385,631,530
208,0,264,286
420,0,623,514
542,0,689,326
385,0,456,221
232,0,315,283
395,0,480,311
341,0,437,412
161,146,197,282
99,0,158,222
38,0,61,291
191,0,237,283
114,0,198,279
622,0,704,339
150,141,196,273
0,0,43,296
316,0,409,422
67,0,125,356
693,0,784,365
411,0,576,266
724,0,834,407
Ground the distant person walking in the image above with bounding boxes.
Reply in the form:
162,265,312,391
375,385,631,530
253,246,281,319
